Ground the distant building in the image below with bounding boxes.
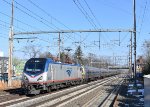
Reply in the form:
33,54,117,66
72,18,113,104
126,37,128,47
0,57,8,74
0,51,4,57
136,56,145,73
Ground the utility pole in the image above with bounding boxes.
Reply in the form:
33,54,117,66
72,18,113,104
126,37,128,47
8,0,14,87
94,32,101,50
133,0,137,81
130,32,133,78
128,44,131,74
58,33,61,61
128,32,133,78
98,32,101,50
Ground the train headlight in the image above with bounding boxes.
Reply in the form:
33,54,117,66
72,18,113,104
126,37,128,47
37,76,43,81
24,76,28,80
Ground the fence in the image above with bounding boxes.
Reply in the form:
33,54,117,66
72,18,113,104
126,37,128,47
0,80,21,90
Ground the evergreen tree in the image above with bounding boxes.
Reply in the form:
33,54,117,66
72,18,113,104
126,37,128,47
60,52,65,63
74,46,83,64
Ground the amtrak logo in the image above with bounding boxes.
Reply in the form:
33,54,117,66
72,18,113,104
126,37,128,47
66,70,72,76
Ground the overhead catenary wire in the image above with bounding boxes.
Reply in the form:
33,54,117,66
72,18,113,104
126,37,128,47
83,0,102,28
0,23,10,30
27,0,85,44
0,36,8,39
2,0,58,31
138,0,148,35
2,0,78,49
0,19,26,31
15,0,78,44
27,0,74,31
0,11,40,30
73,0,114,51
0,0,132,61
2,0,97,52
100,0,132,15
27,0,71,30
27,0,93,44
120,32,130,44
73,0,97,30
14,0,61,31
82,0,101,46
73,0,108,53
0,22,25,33
22,0,86,48
0,33,8,39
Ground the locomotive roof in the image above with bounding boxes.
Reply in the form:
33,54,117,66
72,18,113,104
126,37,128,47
26,58,81,66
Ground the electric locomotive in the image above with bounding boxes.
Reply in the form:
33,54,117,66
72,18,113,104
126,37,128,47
21,58,118,95
22,58,82,94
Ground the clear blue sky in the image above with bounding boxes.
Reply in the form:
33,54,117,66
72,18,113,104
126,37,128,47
0,0,150,64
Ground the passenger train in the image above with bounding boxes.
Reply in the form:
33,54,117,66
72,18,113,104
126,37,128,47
21,58,119,94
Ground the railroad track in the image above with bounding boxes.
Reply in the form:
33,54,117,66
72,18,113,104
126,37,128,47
83,78,123,107
0,75,124,107
0,88,29,106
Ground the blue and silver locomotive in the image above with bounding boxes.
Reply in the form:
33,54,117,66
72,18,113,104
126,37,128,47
22,58,82,94
21,58,118,94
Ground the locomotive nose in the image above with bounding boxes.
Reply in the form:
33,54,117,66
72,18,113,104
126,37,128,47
21,75,29,88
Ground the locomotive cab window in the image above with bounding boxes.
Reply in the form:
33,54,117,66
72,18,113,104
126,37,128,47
25,63,45,71
24,58,46,73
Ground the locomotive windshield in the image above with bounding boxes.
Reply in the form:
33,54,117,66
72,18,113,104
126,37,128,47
24,58,46,73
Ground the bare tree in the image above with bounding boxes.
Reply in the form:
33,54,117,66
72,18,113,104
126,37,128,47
12,57,23,75
22,44,41,58
39,52,53,58
13,57,22,67
142,40,150,74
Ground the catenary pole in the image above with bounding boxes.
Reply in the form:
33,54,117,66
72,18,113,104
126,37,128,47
130,32,133,78
133,0,137,82
8,0,14,87
58,33,61,61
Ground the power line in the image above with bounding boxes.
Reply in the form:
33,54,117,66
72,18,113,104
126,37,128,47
27,0,86,44
76,0,97,29
27,0,76,38
14,0,60,31
3,0,88,49
0,11,40,30
0,22,27,33
75,0,111,50
0,23,10,30
0,36,7,39
137,0,148,48
0,19,26,31
100,0,132,15
83,0,117,49
2,0,57,31
120,32,130,44
3,0,79,56
25,0,80,45
0,33,8,39
3,0,75,46
139,0,148,34
83,0,101,27
27,0,72,30
73,0,97,29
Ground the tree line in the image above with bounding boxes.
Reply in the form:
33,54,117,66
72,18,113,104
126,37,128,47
13,45,113,68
